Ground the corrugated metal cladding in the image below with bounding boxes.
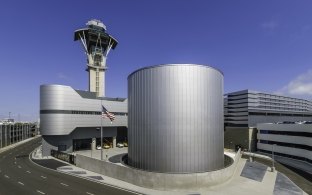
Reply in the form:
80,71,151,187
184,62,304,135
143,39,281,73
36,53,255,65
127,64,224,173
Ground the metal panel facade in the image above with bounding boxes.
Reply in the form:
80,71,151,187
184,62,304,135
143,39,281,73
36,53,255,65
128,64,224,173
40,85,127,135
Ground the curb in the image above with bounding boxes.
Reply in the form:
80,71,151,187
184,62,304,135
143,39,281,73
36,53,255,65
29,148,144,195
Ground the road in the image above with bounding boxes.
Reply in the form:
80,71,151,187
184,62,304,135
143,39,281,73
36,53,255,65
0,137,139,195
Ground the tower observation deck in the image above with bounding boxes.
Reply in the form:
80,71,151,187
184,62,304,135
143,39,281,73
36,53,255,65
74,19,118,97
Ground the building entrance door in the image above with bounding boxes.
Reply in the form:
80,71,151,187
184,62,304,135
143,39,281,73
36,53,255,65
73,138,92,151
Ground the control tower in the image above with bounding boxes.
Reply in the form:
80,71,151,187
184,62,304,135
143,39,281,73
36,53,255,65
74,19,118,97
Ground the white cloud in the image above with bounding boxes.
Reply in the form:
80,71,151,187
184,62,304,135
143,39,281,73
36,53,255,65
276,69,312,97
57,72,69,80
261,20,278,31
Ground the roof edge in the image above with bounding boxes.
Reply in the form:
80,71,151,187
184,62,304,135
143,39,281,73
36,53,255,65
127,64,223,79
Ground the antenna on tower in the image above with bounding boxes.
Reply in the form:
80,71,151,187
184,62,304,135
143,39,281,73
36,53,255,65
74,19,118,97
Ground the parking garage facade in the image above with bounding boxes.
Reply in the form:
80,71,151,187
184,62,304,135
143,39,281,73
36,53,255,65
0,123,38,148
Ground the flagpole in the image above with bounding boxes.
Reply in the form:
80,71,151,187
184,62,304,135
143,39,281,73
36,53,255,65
101,99,103,161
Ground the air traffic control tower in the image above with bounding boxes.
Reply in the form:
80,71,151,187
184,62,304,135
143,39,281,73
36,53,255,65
74,19,118,97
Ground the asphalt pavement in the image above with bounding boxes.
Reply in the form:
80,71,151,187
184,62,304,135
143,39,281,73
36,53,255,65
0,137,140,195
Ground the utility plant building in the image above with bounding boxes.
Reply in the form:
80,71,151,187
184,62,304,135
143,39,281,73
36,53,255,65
127,64,224,173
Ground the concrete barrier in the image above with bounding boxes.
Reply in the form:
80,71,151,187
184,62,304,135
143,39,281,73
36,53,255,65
76,150,241,190
0,136,40,154
243,151,273,161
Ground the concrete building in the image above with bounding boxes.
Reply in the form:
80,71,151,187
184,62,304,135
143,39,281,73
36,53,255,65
224,90,312,151
257,122,312,164
40,85,127,156
127,64,224,173
74,19,118,97
0,123,37,148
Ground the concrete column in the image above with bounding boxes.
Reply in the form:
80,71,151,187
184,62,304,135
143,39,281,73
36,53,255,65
4,125,7,146
6,125,8,146
91,138,96,150
9,125,12,145
22,124,25,140
0,125,2,148
14,125,16,143
17,124,19,142
21,124,24,141
14,125,15,143
113,137,116,148
19,124,21,141
248,127,257,152
17,125,19,141
9,125,11,145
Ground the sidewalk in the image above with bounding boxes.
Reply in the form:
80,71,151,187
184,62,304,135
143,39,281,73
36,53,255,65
34,147,309,195
33,147,176,194
57,165,179,195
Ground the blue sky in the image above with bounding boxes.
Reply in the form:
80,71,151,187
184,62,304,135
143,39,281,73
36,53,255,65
1,0,312,121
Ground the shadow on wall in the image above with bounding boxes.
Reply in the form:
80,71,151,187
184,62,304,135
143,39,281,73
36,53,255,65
75,150,241,191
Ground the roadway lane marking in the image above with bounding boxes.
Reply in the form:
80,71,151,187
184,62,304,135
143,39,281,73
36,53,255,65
86,192,95,195
40,176,47,179
37,190,45,194
4,175,9,178
26,171,31,173
18,181,24,186
60,183,69,187
18,165,22,168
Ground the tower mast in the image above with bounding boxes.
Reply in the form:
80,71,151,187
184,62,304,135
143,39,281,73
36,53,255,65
74,19,118,97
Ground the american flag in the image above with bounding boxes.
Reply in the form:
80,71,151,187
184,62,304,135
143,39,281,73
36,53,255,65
102,105,115,122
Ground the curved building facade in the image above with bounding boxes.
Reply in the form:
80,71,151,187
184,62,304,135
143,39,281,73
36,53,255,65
127,64,224,173
40,85,127,156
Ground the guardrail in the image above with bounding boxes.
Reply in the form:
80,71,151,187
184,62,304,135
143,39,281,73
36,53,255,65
51,150,75,165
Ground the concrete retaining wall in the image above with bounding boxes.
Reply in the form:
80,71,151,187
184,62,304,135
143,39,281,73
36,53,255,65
76,150,241,190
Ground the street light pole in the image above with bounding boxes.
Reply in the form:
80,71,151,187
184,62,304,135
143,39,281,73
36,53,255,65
101,125,103,161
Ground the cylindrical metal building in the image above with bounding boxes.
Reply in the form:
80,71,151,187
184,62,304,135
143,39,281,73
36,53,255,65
127,64,224,173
